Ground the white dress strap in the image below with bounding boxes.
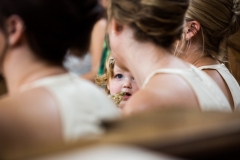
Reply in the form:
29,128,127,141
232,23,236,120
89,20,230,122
142,68,189,88
19,73,78,92
141,65,231,112
198,64,240,111
198,64,223,70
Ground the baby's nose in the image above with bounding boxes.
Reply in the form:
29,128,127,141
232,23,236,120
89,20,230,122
123,79,132,89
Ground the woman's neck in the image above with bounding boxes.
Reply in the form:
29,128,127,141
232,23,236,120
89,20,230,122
124,41,175,87
113,25,189,88
180,43,220,68
2,47,66,94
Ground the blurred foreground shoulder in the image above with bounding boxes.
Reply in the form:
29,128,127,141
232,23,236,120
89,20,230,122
122,89,159,115
0,87,62,152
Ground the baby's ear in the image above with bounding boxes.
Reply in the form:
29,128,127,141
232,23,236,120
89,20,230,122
185,21,201,40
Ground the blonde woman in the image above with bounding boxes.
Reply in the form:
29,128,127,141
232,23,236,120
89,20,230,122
174,0,240,111
107,0,232,115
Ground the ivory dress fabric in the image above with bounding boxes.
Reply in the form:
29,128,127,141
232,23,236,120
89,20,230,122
199,64,240,111
142,65,232,112
21,73,120,141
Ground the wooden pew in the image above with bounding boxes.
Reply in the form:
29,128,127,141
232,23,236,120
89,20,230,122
2,108,240,160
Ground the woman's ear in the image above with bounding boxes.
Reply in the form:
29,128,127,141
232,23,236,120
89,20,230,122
5,15,25,46
110,19,123,35
185,21,200,40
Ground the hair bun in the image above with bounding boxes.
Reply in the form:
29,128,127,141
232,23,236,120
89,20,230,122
227,0,240,37
233,0,240,14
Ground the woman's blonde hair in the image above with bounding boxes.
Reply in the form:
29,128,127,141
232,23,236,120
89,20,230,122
175,0,240,62
95,54,115,94
108,0,189,49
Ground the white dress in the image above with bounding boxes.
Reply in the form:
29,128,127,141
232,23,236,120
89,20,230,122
142,65,232,112
199,64,240,111
21,73,120,141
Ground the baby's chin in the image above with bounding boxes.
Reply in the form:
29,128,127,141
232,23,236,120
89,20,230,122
118,101,127,109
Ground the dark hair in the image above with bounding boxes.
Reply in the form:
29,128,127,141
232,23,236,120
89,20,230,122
108,0,189,49
0,0,104,65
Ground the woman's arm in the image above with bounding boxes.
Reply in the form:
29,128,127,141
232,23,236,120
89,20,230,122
81,19,107,81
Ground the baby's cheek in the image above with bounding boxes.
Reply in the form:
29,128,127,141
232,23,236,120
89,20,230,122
132,83,139,93
109,82,122,95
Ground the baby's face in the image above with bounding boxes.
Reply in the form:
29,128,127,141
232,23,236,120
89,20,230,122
107,65,138,108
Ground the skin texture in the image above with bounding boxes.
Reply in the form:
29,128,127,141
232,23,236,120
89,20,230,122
0,0,110,153
179,21,234,108
107,64,138,108
81,19,107,81
0,88,62,151
0,15,64,152
81,0,108,81
99,0,108,9
108,19,200,115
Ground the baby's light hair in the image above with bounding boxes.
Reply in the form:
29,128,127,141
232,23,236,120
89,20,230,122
95,54,115,94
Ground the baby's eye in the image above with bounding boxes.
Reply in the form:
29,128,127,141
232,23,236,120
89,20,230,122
114,74,123,79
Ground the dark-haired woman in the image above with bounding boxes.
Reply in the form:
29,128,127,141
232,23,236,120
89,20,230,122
0,0,119,151
64,0,109,81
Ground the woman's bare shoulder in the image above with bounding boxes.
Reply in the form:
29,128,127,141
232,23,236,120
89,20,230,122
90,18,107,35
0,87,57,110
123,74,199,115
94,18,107,29
123,88,165,115
0,87,61,151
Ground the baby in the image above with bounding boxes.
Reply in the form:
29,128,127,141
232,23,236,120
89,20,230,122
96,54,138,108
